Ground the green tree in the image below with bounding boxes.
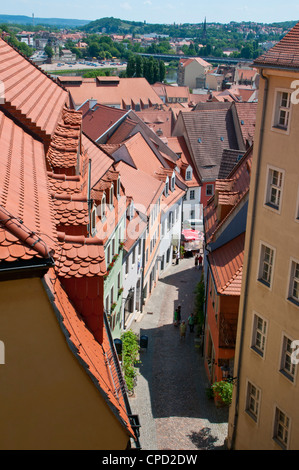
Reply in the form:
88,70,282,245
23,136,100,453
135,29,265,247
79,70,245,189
126,54,136,77
159,60,166,82
44,44,54,58
135,55,143,77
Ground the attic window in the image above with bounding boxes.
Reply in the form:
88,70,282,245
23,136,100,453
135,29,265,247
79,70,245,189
198,138,202,143
171,172,175,192
101,193,106,219
109,184,114,205
91,205,97,236
241,120,245,125
220,137,224,142
165,177,169,197
128,202,134,220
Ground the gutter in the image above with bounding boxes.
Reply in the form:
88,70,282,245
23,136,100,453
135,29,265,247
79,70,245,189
230,69,269,450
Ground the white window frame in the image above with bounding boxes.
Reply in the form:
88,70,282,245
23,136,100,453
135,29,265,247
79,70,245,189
251,312,268,358
257,241,276,289
271,88,292,134
264,165,285,213
245,380,261,423
279,333,297,383
190,189,195,200
273,406,290,450
101,193,106,219
287,257,299,307
186,166,192,181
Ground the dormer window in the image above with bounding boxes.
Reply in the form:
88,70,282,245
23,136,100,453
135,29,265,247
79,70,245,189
171,172,175,192
128,201,134,220
165,177,169,197
91,205,97,236
109,184,114,206
186,166,192,181
116,176,121,199
101,193,106,219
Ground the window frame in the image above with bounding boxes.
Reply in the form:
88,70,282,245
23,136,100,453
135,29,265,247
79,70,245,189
206,184,214,197
251,312,268,358
273,406,290,450
257,241,276,289
271,88,292,135
245,380,261,423
263,165,285,214
279,333,297,383
287,258,299,307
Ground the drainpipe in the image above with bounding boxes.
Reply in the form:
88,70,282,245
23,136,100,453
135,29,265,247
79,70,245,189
230,69,269,450
87,159,92,235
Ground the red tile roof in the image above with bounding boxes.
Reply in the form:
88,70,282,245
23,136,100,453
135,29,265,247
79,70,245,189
0,37,68,137
204,145,253,245
233,102,257,146
81,102,128,142
0,109,57,263
208,232,245,295
46,108,82,171
64,76,163,109
254,22,299,69
55,233,106,278
44,269,134,438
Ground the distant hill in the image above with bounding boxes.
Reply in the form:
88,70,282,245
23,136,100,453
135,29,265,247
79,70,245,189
0,14,90,27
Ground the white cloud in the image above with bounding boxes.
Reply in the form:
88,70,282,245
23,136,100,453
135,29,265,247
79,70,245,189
120,2,132,10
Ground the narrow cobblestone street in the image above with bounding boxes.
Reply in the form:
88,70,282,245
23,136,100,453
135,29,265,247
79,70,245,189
129,256,228,451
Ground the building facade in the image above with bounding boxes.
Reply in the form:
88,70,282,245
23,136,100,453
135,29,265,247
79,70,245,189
228,23,299,450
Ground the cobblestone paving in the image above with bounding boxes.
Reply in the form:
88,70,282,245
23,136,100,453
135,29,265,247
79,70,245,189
129,257,228,451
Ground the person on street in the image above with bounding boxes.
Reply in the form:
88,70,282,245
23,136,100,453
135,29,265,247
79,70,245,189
174,309,178,326
180,321,186,340
198,254,203,269
194,255,198,268
176,250,180,265
188,313,195,332
177,305,181,325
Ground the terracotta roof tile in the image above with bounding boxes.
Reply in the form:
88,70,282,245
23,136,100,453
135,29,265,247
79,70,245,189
204,145,253,244
0,109,57,263
0,37,68,137
55,233,106,278
44,269,134,438
208,232,245,295
253,22,299,69
46,108,82,170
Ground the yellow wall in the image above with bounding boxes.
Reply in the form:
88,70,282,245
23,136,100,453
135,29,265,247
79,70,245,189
228,69,299,450
0,277,130,450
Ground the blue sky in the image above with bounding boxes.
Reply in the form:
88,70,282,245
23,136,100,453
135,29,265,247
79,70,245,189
2,0,299,24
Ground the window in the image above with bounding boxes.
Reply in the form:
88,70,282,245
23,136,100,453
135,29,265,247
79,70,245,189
171,172,175,191
206,184,214,197
273,408,290,449
101,193,106,219
190,190,195,200
265,166,284,211
117,177,121,198
109,184,114,205
288,260,299,306
258,243,275,288
273,90,291,132
91,206,97,236
280,335,296,382
251,314,267,357
245,381,261,422
165,178,169,197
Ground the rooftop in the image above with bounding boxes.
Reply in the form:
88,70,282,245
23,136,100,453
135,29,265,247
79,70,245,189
253,21,299,70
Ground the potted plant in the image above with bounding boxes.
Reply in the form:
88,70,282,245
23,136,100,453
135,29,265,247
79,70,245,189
211,380,233,407
121,330,140,395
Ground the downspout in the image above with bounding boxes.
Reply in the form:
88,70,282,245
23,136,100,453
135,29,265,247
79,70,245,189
230,69,269,449
87,158,92,236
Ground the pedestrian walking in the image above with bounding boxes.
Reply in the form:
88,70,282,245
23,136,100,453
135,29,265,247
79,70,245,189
194,255,198,268
180,321,186,340
188,313,195,332
176,250,180,265
177,305,181,324
174,308,178,326
198,254,203,269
